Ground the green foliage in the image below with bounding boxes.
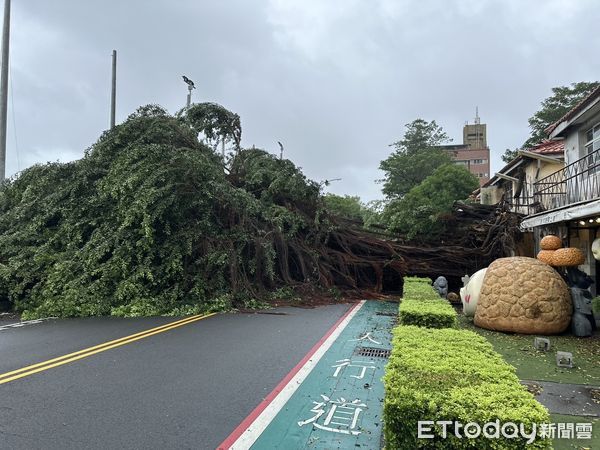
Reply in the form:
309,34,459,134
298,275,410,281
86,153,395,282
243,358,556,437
383,326,551,449
229,148,321,215
176,102,242,152
323,193,364,222
400,299,457,328
379,119,452,200
501,148,519,164
360,199,385,228
524,81,599,149
0,104,337,318
384,164,479,240
593,297,600,315
400,278,457,328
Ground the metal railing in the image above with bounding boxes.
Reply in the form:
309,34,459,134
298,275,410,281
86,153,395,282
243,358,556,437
504,182,536,216
532,147,600,212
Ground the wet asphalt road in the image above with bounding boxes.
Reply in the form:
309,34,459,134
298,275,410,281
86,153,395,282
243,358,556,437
0,304,350,449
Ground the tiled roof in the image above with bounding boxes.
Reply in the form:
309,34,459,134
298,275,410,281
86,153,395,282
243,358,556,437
528,139,564,155
545,85,600,135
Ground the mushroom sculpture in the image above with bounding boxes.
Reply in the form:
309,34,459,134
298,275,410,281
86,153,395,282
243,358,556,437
474,257,572,334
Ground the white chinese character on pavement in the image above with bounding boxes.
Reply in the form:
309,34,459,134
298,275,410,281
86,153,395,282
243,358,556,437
538,423,556,439
298,395,366,435
556,422,574,439
349,332,381,345
575,422,593,439
331,359,376,379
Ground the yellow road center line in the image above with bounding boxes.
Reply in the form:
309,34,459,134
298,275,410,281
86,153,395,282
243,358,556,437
0,313,216,385
0,313,207,380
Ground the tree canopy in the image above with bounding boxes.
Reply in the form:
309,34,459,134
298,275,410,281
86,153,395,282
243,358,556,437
379,119,452,199
323,194,365,222
501,147,519,164
383,164,479,241
523,81,599,149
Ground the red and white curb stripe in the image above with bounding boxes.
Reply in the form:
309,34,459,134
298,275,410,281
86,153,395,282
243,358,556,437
218,300,366,450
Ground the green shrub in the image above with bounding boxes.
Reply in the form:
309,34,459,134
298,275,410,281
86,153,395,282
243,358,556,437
383,326,551,449
400,298,457,328
403,276,439,300
593,296,600,315
403,277,440,298
400,277,457,328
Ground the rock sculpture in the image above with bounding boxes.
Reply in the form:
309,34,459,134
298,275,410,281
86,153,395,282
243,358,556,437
432,276,448,298
474,257,572,334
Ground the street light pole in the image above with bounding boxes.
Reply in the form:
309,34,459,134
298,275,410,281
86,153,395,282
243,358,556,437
186,85,192,108
0,0,11,180
182,75,195,108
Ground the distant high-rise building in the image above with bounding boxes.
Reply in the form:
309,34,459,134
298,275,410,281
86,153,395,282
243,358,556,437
438,109,491,186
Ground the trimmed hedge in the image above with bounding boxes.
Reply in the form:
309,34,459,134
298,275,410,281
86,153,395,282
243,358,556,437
400,277,457,328
400,299,457,328
383,326,551,449
403,276,440,300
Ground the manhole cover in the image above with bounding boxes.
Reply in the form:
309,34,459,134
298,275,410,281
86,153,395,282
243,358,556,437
355,347,391,358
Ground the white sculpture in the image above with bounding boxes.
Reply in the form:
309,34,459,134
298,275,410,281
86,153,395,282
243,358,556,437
592,238,600,261
460,268,488,317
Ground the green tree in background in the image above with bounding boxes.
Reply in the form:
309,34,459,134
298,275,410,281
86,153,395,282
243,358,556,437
379,119,452,199
323,194,364,222
523,81,599,149
501,147,519,164
384,164,479,240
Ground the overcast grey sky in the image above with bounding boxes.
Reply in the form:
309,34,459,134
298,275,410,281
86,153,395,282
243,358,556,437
5,0,599,201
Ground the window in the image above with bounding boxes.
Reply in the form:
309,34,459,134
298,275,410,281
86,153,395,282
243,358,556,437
585,123,600,174
472,159,487,164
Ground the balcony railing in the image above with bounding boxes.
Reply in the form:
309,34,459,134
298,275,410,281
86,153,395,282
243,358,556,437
504,181,535,216
532,147,600,212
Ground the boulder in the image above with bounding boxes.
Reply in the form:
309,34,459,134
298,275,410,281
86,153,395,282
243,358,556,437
474,257,572,334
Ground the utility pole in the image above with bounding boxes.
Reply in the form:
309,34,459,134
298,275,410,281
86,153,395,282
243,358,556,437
0,0,11,180
110,50,117,129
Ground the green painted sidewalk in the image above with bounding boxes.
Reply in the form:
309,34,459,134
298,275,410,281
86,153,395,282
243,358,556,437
250,300,397,449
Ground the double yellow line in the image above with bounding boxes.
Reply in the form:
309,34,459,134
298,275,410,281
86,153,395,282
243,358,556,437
0,312,215,385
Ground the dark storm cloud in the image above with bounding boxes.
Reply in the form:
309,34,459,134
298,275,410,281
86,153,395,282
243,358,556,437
5,0,599,201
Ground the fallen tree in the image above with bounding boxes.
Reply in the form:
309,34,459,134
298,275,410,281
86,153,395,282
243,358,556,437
0,105,406,318
341,201,524,282
0,104,523,318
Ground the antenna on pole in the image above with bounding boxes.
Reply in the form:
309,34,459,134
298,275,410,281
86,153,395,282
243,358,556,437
0,0,11,180
474,106,480,124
